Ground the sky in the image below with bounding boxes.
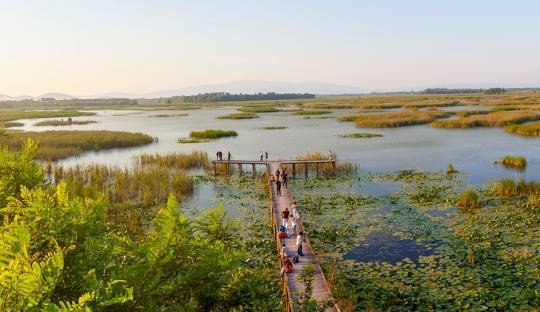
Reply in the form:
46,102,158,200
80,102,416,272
1,0,539,96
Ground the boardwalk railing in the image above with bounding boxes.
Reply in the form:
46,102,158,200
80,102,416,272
212,159,336,177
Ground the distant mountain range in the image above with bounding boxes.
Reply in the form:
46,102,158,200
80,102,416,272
1,81,364,100
2,80,539,101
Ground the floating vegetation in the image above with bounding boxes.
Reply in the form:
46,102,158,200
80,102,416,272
189,129,238,139
354,110,449,128
34,119,97,126
149,113,188,117
177,138,208,144
505,122,540,137
260,126,288,130
432,111,540,128
303,116,334,119
338,133,383,138
237,107,279,113
495,155,527,168
446,163,457,174
0,130,155,160
292,110,332,116
216,113,259,119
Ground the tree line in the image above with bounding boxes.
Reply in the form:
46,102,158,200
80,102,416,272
180,92,315,103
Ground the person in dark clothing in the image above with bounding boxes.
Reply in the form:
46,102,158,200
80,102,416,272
282,171,288,186
275,169,281,181
265,152,268,160
227,151,231,161
276,180,282,196
216,151,220,161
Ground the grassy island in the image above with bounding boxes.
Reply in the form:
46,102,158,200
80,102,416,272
34,119,97,126
505,122,540,136
339,133,383,138
355,110,449,128
238,107,279,113
217,113,259,119
432,111,539,128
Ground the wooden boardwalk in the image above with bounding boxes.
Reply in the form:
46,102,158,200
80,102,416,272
212,159,336,178
268,162,339,312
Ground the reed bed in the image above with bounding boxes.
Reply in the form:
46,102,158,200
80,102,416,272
0,109,95,122
135,151,209,169
260,126,287,130
237,107,279,113
456,189,480,211
338,133,383,138
495,155,527,168
492,178,540,197
2,121,23,128
0,130,155,160
189,129,238,139
292,110,332,116
455,110,490,118
303,103,354,109
53,162,193,210
34,119,97,126
431,111,539,128
505,123,540,137
280,152,354,175
354,110,449,128
216,113,259,119
336,114,361,122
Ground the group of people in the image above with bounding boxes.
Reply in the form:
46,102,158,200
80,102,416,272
215,151,231,161
279,201,305,277
272,168,288,196
259,152,269,162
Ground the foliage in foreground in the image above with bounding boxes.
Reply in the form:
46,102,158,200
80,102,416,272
0,141,282,311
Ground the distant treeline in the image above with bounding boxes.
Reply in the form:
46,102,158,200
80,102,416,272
0,98,137,108
422,88,506,95
180,92,315,103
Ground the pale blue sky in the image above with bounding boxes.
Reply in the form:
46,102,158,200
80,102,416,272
1,0,539,96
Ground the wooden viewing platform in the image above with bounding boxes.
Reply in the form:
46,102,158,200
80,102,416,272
268,162,339,312
212,159,336,178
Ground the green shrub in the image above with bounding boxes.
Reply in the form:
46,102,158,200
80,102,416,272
456,189,480,210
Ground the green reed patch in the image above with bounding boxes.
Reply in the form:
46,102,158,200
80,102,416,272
495,155,527,168
34,119,97,126
189,129,238,139
292,110,332,116
338,133,383,138
505,122,540,137
237,107,279,113
260,126,288,130
217,113,259,119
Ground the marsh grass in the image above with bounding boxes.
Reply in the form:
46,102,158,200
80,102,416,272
2,121,23,128
303,104,354,109
189,129,238,139
447,163,457,174
456,189,480,211
292,110,332,116
0,109,95,122
217,113,259,119
492,178,540,197
355,110,449,128
432,111,540,128
135,151,209,169
0,130,155,160
339,133,383,138
34,119,97,126
260,126,288,130
455,110,490,118
505,123,540,137
237,107,279,113
336,115,360,122
177,138,208,144
495,155,527,168
148,113,188,117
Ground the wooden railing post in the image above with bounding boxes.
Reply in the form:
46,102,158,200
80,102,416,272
252,163,256,177
292,163,296,179
238,163,243,176
304,163,308,179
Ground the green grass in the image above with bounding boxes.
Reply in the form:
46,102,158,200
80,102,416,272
0,110,95,123
505,123,540,136
2,121,23,128
0,130,155,160
188,129,238,139
456,189,480,211
336,114,361,122
496,155,527,168
135,151,209,169
492,178,540,197
432,111,540,128
338,133,383,138
237,107,279,113
355,110,449,128
34,119,97,126
216,113,259,119
292,110,332,116
177,138,208,144
260,126,287,130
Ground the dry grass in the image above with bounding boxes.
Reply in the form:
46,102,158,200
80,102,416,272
0,130,155,160
432,111,539,128
505,123,540,137
135,151,209,169
354,110,449,128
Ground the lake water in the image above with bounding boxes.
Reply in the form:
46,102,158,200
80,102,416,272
12,107,540,186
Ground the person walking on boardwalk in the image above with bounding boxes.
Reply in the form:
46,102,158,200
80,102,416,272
260,152,264,162
328,150,333,160
282,170,288,187
265,151,268,160
216,151,220,161
291,215,297,234
292,201,299,220
275,169,281,181
280,243,288,258
276,179,282,196
281,207,289,226
296,231,305,256
227,151,231,161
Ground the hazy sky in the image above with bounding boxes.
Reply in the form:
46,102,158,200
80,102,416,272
1,0,539,96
